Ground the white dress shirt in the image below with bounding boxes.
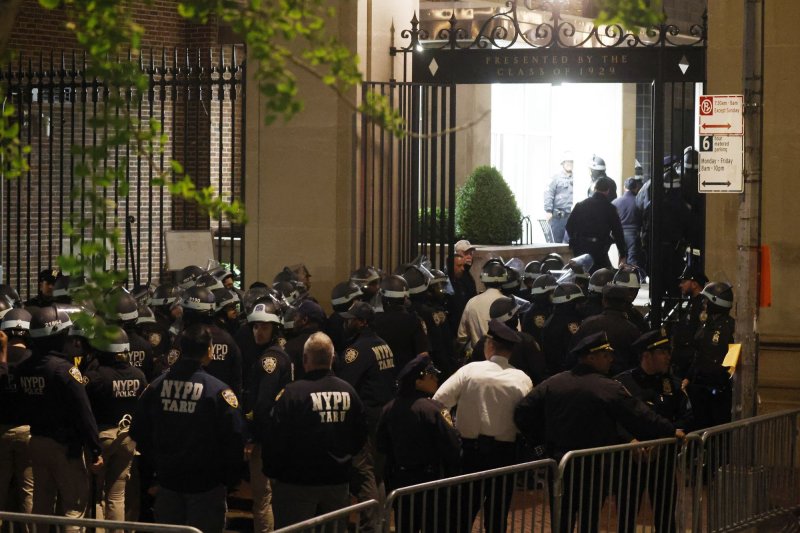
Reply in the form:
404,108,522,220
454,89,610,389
433,356,533,443
457,288,503,346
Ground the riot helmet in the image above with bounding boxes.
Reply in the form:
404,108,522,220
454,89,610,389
588,268,617,294
107,287,139,326
540,257,564,274
401,265,431,296
612,268,640,303
90,325,131,363
212,288,240,315
480,258,508,288
331,281,362,312
52,275,71,303
552,283,584,305
195,274,224,292
29,305,73,339
273,280,300,305
242,285,271,315
180,286,216,322
136,304,157,325
489,296,520,324
1,308,32,339
380,275,409,306
701,282,734,310
0,298,10,321
501,265,521,294
0,285,22,308
351,266,381,299
177,265,204,290
273,267,299,285
682,146,698,175
531,274,558,295
524,261,542,280
590,155,606,171
149,284,179,308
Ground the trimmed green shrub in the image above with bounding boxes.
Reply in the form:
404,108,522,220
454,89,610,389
455,166,522,244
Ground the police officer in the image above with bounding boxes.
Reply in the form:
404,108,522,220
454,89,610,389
130,323,244,532
544,152,574,243
16,305,103,528
572,285,640,376
325,281,362,355
0,309,34,515
212,287,241,337
612,269,649,333
283,299,326,381
0,284,23,309
680,146,704,251
377,354,461,533
521,273,557,351
542,283,584,376
264,332,367,528
587,155,618,200
521,261,542,301
335,301,396,533
173,285,243,395
372,275,430,371
434,320,533,533
136,304,170,375
457,258,507,349
614,330,693,533
566,177,627,272
25,268,60,307
149,283,179,333
406,266,456,379
106,288,157,380
670,263,708,379
176,265,204,290
685,282,735,428
514,332,679,533
351,266,382,311
83,325,147,523
661,164,692,297
583,268,617,318
247,300,293,533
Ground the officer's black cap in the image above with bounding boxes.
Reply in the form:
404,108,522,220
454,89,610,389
570,332,614,359
678,264,708,285
486,319,521,348
38,269,59,284
340,301,374,321
397,354,440,385
633,329,671,353
296,299,326,324
602,284,630,302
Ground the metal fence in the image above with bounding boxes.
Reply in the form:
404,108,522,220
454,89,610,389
383,459,555,533
0,47,246,298
0,511,202,532
688,409,800,532
271,499,380,533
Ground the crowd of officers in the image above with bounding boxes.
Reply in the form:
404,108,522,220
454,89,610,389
0,249,735,532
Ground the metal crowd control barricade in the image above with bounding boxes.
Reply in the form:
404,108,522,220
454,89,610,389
272,500,380,533
0,511,202,532
689,408,800,532
554,438,686,533
383,459,556,533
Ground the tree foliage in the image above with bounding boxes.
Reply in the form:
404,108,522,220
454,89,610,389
456,166,522,245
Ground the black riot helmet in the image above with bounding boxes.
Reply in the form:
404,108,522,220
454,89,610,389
552,282,585,305
0,285,22,308
531,273,558,295
501,265,521,295
0,299,12,322
29,305,73,352
588,268,617,295
331,281,362,312
242,285,271,316
427,268,450,303
2,308,32,339
480,258,508,288
701,282,734,311
540,257,564,274
273,280,300,305
401,265,431,297
149,283,179,309
52,275,72,303
195,274,224,292
180,286,216,323
380,275,409,306
682,146,699,175
136,304,157,326
524,261,542,280
273,267,299,285
90,325,131,363
612,268,640,303
351,266,381,299
177,265,204,290
489,296,520,324
590,155,607,178
212,288,240,316
106,287,139,326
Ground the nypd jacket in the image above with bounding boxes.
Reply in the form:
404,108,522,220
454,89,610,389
262,369,366,485
250,343,293,442
85,358,148,430
615,367,694,431
130,359,245,493
15,350,102,460
334,327,396,420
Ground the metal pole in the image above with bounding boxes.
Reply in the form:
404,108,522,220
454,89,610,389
735,0,764,419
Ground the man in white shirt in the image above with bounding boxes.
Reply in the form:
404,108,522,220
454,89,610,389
434,319,533,533
457,259,507,351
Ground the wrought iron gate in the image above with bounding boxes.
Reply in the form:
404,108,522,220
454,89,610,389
0,47,245,298
357,81,456,273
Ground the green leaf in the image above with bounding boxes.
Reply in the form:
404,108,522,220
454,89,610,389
38,0,61,8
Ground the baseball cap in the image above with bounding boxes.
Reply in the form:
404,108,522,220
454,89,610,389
340,301,375,322
454,240,476,256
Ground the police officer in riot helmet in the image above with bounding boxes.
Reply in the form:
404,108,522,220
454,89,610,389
83,324,147,523
105,287,156,380
283,299,326,381
471,297,548,385
130,323,244,533
325,281,362,355
0,308,34,516
52,275,72,304
542,282,585,377
611,268,649,333
583,268,617,319
351,266,382,311
149,283,179,330
521,273,557,350
522,261,542,301
172,286,242,395
680,146,704,251
176,265,204,290
373,274,430,372
501,258,527,300
212,287,241,337
587,155,617,201
406,265,457,380
685,282,735,429
16,305,104,522
195,273,224,292
136,303,170,376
